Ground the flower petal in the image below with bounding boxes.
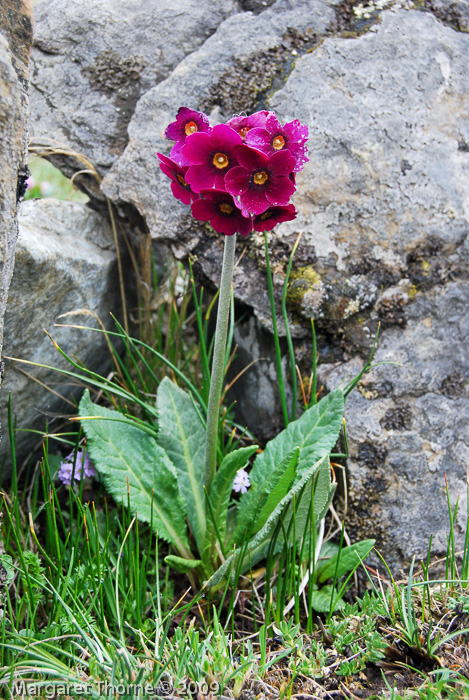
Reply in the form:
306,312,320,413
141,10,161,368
182,132,213,165
171,180,192,205
265,175,295,206
239,188,270,216
185,163,217,192
224,166,250,196
235,144,269,171
268,149,297,176
210,123,243,151
191,198,216,222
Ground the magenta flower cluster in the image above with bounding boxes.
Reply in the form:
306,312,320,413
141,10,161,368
158,107,309,237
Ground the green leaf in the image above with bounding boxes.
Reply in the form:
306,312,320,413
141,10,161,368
310,586,346,613
317,540,375,583
231,449,297,546
249,389,344,487
285,454,335,548
206,454,333,588
241,455,335,572
205,445,258,555
79,390,192,559
156,378,206,558
164,555,203,574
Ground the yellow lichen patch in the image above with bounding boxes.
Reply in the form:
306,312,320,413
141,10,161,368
343,298,360,319
286,265,325,317
408,285,418,301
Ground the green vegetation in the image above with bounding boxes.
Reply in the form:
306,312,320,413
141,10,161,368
3,160,469,699
25,157,88,203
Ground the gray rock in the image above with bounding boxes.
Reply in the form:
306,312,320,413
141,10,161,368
102,0,339,237
0,0,33,375
29,0,240,177
425,0,469,31
25,0,469,568
0,34,21,359
264,9,469,566
319,283,469,566
1,199,120,468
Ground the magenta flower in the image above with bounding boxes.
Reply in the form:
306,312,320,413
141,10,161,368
191,189,253,238
224,145,296,216
157,153,199,205
226,110,274,142
253,204,297,232
245,114,309,172
164,107,211,164
182,124,242,192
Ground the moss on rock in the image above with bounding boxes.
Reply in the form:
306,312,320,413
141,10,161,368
286,265,325,319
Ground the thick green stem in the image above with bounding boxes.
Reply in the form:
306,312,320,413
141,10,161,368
204,233,237,488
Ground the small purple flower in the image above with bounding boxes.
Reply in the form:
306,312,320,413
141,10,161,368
224,145,296,216
191,189,253,238
226,110,274,142
157,153,200,205
58,448,95,486
252,203,297,232
245,114,309,172
233,469,250,494
182,124,242,192
164,107,211,164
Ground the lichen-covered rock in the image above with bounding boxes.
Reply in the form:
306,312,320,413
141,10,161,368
1,199,120,466
425,0,469,31
29,0,239,176
319,280,469,564
25,0,469,569
101,0,338,235
0,0,33,377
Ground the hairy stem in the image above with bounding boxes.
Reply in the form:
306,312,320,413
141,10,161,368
204,234,237,488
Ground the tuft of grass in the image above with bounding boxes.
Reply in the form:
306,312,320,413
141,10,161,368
3,200,469,699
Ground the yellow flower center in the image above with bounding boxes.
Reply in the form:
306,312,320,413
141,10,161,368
176,174,187,186
185,121,198,136
261,211,273,220
220,203,233,214
272,134,285,150
239,126,250,140
254,170,268,186
213,152,229,169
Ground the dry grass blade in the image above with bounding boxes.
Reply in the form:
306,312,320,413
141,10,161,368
28,138,129,335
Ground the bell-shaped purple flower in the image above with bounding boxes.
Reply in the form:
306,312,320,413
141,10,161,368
58,448,95,486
